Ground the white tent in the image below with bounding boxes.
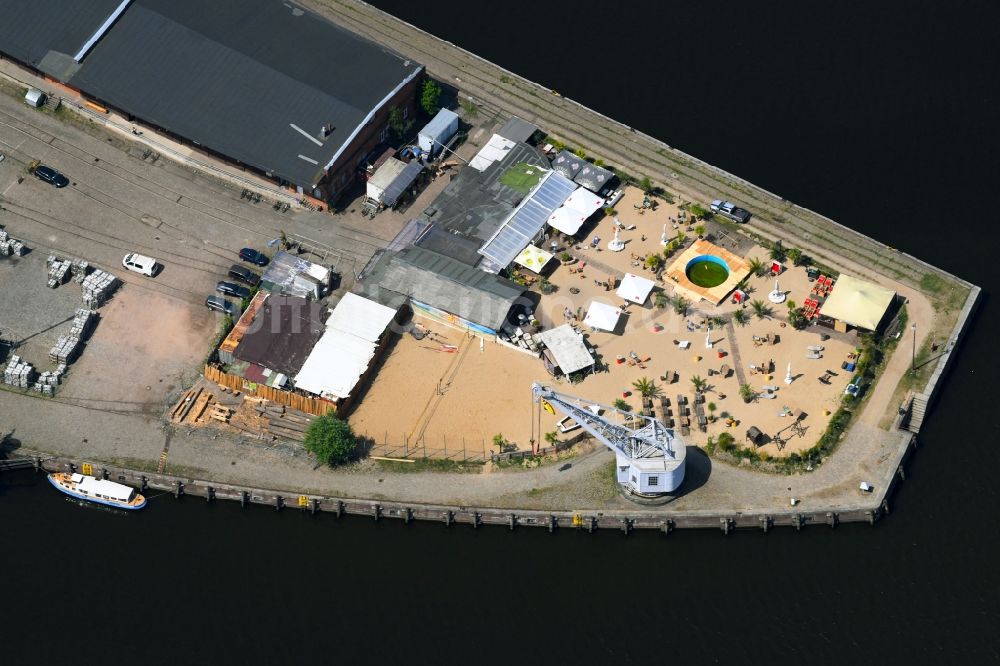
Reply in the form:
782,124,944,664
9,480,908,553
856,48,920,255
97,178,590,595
617,273,655,305
819,274,896,331
537,325,594,375
469,133,516,172
513,245,554,273
583,300,622,332
294,294,397,400
547,187,605,235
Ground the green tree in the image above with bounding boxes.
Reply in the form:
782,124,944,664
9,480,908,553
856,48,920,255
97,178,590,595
675,230,687,245
673,296,690,316
732,309,751,327
304,414,357,466
787,247,803,265
645,253,663,270
492,433,509,453
639,176,654,193
751,299,772,319
613,398,632,412
690,374,707,393
788,307,806,329
387,107,412,140
786,299,797,311
632,376,662,398
544,431,559,446
689,203,709,219
739,383,756,403
695,224,706,238
747,257,766,277
769,240,786,262
654,291,668,309
573,148,587,159
717,432,736,451
420,78,442,116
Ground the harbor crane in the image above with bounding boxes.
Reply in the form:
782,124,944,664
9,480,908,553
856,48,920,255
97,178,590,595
532,383,686,496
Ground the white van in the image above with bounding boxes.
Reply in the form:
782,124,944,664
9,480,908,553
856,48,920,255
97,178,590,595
122,252,158,277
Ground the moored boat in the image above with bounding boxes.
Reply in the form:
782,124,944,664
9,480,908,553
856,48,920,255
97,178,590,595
47,472,146,510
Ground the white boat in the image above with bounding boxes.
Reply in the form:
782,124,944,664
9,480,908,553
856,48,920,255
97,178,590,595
48,472,146,510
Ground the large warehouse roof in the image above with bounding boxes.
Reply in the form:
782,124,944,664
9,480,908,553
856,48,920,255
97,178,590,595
0,0,421,187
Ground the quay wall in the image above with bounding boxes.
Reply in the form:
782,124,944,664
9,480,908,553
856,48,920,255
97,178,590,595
29,457,886,533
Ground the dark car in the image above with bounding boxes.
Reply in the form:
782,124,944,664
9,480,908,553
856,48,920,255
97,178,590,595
205,295,238,316
228,264,260,287
33,165,69,188
239,247,268,266
216,281,251,299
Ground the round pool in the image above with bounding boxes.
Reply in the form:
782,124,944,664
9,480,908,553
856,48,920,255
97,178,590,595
685,255,730,288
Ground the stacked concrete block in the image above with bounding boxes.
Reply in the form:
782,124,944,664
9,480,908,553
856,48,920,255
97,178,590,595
69,308,96,340
81,270,118,308
3,355,35,388
0,229,26,256
49,335,81,364
46,255,72,288
71,259,89,283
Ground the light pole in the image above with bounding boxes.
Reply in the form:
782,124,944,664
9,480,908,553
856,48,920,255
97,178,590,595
910,322,917,373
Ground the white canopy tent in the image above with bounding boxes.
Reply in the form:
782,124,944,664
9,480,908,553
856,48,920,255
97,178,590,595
617,273,656,305
819,274,896,331
513,244,554,273
469,133,516,172
583,300,622,332
537,324,594,375
546,187,605,235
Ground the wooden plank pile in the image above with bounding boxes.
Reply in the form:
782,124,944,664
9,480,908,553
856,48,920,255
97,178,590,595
169,386,203,423
260,403,314,442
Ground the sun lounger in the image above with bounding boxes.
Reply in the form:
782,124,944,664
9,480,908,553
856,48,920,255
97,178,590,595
759,393,776,400
762,385,778,392
678,340,690,349
806,352,822,360
808,345,824,352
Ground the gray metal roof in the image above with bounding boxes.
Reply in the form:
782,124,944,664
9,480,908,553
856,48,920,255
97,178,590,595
573,162,614,193
0,0,122,75
550,150,587,180
497,116,539,144
356,247,525,331
420,141,548,257
58,0,420,187
478,170,576,268
381,160,424,207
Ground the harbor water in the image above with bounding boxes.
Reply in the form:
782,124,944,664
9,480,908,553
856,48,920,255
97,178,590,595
2,1,998,662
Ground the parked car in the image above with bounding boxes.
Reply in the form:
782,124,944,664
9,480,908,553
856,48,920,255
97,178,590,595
710,199,752,224
33,165,69,188
215,281,250,300
121,252,158,276
239,247,268,266
228,264,260,287
205,295,238,316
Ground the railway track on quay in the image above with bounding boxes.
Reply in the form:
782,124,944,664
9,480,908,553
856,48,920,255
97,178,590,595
307,0,966,296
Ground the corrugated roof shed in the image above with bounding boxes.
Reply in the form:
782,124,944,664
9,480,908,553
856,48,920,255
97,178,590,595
44,0,421,187
356,246,525,331
233,296,326,377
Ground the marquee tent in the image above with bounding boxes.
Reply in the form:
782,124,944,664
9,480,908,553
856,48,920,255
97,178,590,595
513,244,554,273
817,274,896,331
547,187,605,236
583,300,622,332
617,273,656,305
537,324,594,375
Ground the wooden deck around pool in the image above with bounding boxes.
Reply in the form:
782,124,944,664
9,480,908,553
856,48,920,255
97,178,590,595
665,238,752,304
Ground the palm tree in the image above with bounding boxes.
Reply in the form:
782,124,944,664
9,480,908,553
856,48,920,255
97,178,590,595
769,240,786,262
690,374,707,393
739,383,756,403
695,224,706,238
544,431,559,446
747,257,766,277
732,309,750,327
673,296,690,316
645,253,663,270
613,398,632,412
710,316,726,329
751,299,772,319
632,376,662,398
787,247,802,265
675,230,687,246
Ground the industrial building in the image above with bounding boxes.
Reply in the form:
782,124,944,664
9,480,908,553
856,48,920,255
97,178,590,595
0,0,422,202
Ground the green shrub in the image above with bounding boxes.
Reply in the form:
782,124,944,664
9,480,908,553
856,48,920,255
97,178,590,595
304,414,357,467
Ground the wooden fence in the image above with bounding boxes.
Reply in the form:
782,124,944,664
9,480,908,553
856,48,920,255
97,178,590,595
203,365,336,416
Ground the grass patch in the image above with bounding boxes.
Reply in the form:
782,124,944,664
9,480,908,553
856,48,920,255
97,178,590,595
499,162,543,194
373,458,483,474
920,272,946,293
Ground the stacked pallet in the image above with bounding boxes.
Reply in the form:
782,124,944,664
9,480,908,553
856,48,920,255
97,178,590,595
71,259,89,283
35,364,67,391
49,335,81,364
69,309,96,340
0,229,26,257
82,270,118,308
46,255,71,288
3,355,35,388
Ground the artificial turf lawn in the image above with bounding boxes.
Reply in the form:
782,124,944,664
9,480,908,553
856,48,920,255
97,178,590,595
686,260,730,287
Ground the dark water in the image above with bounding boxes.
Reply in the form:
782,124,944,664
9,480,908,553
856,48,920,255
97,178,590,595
3,2,998,662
